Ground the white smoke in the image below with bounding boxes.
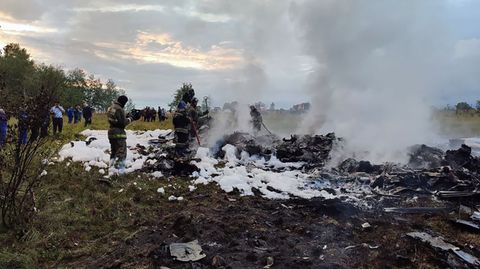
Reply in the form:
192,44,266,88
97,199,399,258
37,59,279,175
290,0,456,163
206,62,266,147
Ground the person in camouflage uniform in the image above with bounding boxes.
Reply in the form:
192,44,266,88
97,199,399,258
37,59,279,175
107,95,139,174
173,102,191,156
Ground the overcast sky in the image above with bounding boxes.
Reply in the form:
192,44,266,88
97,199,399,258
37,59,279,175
1,0,480,108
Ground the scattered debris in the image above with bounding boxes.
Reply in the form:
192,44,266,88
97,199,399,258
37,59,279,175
361,222,372,229
437,191,480,199
211,255,226,267
169,240,206,262
454,219,480,232
472,212,480,221
408,144,444,169
264,256,274,269
384,207,454,214
276,133,338,168
407,232,480,267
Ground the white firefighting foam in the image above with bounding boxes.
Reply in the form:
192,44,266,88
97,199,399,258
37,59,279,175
58,129,480,202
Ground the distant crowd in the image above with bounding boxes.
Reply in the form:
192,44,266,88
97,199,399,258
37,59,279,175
0,102,94,146
141,106,168,122
0,103,170,147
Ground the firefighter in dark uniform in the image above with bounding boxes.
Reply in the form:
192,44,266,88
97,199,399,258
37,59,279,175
173,101,190,156
250,105,262,135
107,95,139,174
187,98,209,140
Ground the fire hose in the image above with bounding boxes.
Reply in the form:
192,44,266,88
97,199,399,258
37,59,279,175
191,119,201,145
261,122,273,135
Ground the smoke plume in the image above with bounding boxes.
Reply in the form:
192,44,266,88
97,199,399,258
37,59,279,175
290,0,454,163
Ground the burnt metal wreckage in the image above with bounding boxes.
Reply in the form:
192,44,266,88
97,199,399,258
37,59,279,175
133,129,480,267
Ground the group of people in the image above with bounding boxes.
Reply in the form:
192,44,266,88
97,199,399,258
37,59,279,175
67,104,93,127
141,107,167,122
172,89,209,156
0,102,94,147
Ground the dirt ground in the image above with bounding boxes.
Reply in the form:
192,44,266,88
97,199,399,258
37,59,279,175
64,182,480,269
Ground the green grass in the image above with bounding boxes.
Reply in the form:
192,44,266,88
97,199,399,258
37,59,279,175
0,161,197,268
434,111,480,137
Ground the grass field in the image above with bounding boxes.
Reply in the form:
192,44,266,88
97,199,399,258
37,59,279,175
434,111,480,137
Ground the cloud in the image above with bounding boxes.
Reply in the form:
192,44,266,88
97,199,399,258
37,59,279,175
121,31,245,69
1,0,480,113
0,20,57,35
0,0,45,21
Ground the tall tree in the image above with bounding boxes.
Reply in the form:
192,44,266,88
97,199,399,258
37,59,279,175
456,102,473,115
169,83,194,110
63,68,88,107
0,43,35,113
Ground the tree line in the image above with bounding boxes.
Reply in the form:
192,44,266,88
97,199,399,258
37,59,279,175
443,101,480,115
0,43,130,116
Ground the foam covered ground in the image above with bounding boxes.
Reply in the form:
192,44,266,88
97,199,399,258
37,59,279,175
59,129,172,173
59,129,443,203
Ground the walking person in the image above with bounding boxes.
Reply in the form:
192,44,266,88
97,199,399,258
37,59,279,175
50,102,65,134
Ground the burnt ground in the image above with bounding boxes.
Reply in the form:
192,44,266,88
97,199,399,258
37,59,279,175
65,183,480,269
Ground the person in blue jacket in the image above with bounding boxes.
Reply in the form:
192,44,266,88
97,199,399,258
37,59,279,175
67,106,75,124
0,108,7,146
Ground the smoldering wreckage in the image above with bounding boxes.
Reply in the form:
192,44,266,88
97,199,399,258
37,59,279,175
60,121,480,268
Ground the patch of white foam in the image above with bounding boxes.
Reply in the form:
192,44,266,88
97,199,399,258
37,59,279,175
192,144,339,200
58,129,172,174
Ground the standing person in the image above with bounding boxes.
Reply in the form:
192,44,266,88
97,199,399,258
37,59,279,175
40,112,50,138
67,106,75,124
188,98,208,141
249,105,262,135
157,106,163,121
74,105,82,124
83,103,93,127
50,102,65,134
143,107,148,122
161,108,167,121
151,107,156,122
107,95,139,174
18,109,28,145
0,108,7,146
173,102,190,156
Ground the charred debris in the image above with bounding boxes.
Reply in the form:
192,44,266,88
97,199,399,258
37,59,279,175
135,131,480,267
